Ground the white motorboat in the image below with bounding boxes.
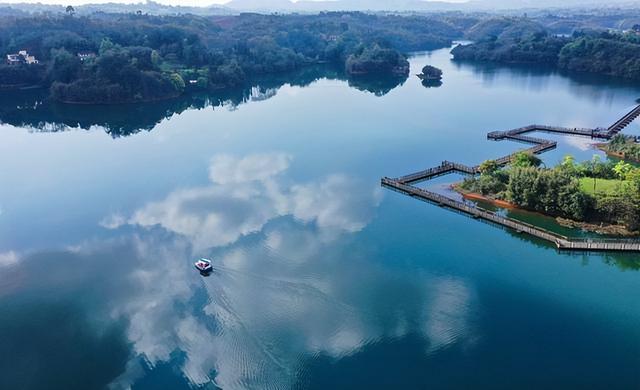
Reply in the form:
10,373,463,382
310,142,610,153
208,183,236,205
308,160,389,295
194,258,213,274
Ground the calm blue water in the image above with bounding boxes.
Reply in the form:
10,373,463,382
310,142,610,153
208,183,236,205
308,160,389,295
0,47,639,389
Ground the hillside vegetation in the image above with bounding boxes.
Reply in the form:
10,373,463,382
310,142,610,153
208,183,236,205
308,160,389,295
453,17,640,80
0,12,464,103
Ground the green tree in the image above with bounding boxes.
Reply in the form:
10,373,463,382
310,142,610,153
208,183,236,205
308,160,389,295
48,48,81,83
613,161,633,180
168,73,185,92
506,166,589,220
479,159,498,175
506,166,540,208
210,60,245,87
560,155,577,174
99,38,115,56
510,151,542,168
345,44,409,75
627,169,640,191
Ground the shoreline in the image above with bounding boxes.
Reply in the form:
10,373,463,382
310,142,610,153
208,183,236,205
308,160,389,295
596,143,640,163
453,185,638,237
556,217,639,237
458,190,516,209
453,184,517,209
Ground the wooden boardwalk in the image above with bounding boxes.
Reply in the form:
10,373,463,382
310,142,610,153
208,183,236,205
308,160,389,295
487,125,609,141
382,177,640,252
608,104,640,135
383,104,640,253
397,161,478,184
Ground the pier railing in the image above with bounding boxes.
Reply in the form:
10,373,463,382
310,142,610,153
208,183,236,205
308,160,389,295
490,125,610,140
608,104,640,135
382,177,640,252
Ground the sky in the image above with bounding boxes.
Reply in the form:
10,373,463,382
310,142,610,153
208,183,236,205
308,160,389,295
0,0,268,5
0,0,230,5
0,0,467,6
0,0,620,9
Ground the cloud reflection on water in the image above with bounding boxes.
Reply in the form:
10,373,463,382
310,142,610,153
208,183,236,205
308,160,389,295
207,248,478,389
0,153,479,389
106,153,381,250
98,153,478,389
0,250,19,267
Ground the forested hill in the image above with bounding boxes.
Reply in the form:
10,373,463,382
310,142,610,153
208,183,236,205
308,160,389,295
0,12,464,104
451,18,640,81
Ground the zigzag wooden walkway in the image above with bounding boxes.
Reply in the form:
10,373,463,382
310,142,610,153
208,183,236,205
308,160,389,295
383,104,640,252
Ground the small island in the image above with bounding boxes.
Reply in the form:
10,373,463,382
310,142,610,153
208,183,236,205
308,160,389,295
417,65,443,81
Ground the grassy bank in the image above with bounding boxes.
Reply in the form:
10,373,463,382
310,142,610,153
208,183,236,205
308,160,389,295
578,177,622,196
458,152,640,235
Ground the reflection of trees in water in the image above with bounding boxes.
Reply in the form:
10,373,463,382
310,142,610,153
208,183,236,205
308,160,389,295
0,65,407,137
602,253,640,271
502,223,640,272
455,202,640,272
552,251,640,271
347,74,407,97
452,59,640,104
421,79,443,88
0,84,285,137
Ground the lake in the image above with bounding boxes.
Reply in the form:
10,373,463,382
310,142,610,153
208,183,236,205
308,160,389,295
1,46,639,389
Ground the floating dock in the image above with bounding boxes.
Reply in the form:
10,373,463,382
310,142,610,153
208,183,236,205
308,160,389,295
383,105,640,252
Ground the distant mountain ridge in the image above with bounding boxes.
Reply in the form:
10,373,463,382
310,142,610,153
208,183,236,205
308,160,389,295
224,0,640,12
1,0,640,15
224,0,464,12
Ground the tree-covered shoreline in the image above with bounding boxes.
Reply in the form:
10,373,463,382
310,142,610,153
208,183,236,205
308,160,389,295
451,18,640,81
4,10,640,104
0,12,464,104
